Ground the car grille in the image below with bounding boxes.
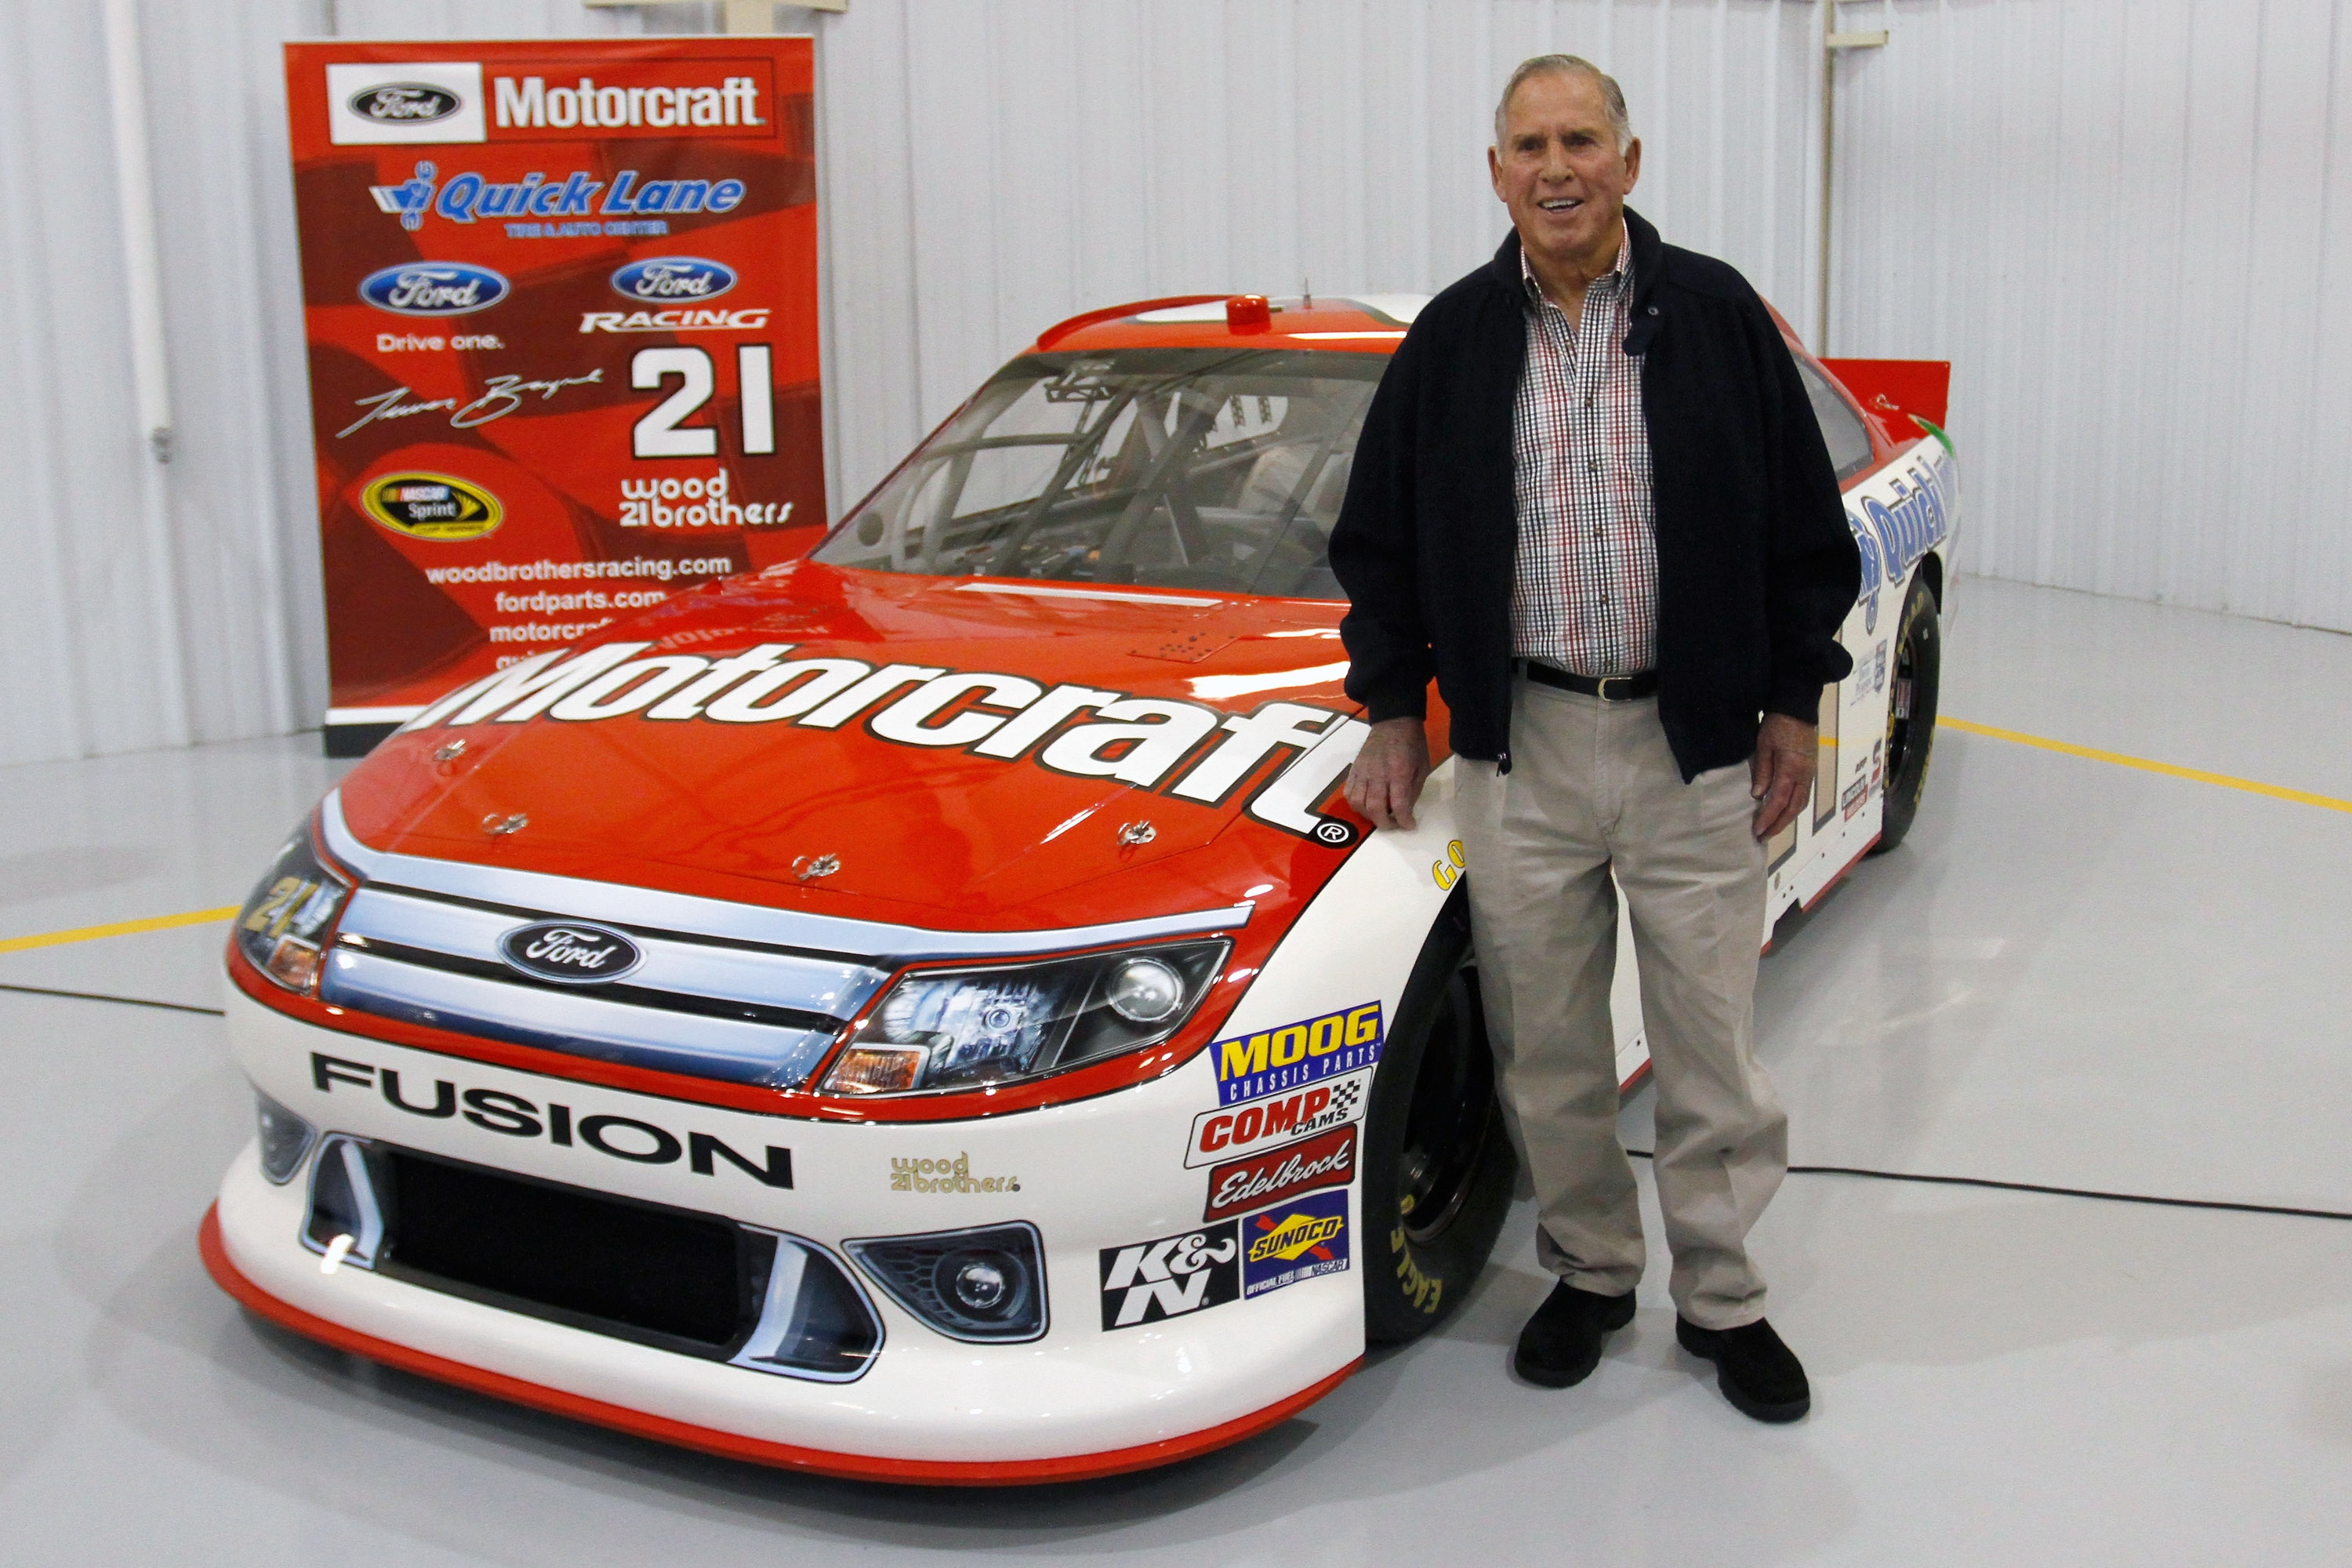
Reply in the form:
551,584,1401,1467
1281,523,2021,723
312,789,1256,1090
303,1135,882,1378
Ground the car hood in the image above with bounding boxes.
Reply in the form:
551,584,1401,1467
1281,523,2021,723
335,563,1368,930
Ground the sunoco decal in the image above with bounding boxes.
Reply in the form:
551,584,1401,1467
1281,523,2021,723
399,642,1370,845
1099,1222,1240,1330
1204,1126,1356,1223
1241,1189,1350,1298
361,473,503,541
1214,1002,1383,1105
359,262,510,317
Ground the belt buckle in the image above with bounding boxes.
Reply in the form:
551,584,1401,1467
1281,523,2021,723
1596,674,1629,702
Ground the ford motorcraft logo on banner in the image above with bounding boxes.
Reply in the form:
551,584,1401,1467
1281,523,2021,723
285,38,825,756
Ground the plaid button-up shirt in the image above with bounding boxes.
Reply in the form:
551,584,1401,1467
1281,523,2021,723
1510,230,1657,677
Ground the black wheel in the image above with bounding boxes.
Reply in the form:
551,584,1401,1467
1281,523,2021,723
1360,887,1518,1345
1871,574,1941,855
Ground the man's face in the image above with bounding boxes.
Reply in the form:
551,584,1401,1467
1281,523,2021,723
1487,71,1642,269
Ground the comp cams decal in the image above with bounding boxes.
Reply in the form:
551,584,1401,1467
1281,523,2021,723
1214,1002,1384,1105
1203,1126,1355,1223
1184,1068,1369,1168
307,1053,793,1186
1098,1222,1240,1329
399,641,1370,844
1241,1190,1349,1298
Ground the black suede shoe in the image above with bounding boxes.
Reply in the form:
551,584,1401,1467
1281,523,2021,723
1513,1282,1637,1388
1675,1316,1810,1422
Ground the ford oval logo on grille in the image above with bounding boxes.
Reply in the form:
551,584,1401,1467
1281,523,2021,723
499,922,643,985
350,82,462,124
609,256,738,301
358,262,510,317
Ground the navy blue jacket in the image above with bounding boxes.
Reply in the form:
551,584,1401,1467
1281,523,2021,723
1330,209,1859,779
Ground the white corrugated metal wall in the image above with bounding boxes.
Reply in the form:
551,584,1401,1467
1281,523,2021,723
2,0,2345,767
1835,0,2352,634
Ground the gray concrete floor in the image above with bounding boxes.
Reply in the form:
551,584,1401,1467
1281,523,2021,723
5,576,2351,1566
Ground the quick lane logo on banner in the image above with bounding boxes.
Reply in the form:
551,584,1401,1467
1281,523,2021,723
286,38,822,754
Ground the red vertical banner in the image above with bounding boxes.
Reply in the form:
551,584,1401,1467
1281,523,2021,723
283,39,824,754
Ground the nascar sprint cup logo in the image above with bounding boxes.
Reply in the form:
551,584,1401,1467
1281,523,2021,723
610,257,738,301
359,473,503,541
497,922,644,984
350,82,462,124
358,262,510,317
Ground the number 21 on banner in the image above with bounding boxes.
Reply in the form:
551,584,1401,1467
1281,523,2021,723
631,345,775,459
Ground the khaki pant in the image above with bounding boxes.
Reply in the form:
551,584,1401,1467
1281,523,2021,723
1455,677,1786,1330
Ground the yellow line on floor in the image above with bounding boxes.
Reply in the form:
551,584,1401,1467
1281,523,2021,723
1939,717,2352,815
0,906,240,956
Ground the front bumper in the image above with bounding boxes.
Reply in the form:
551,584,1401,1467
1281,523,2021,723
209,989,1363,1481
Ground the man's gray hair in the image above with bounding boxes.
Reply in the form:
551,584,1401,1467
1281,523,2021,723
1494,54,1632,151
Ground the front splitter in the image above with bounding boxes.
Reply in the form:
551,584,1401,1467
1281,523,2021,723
199,1206,1359,1486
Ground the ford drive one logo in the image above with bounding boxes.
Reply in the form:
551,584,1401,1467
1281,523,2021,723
350,83,462,124
358,263,510,317
610,257,738,302
499,922,644,985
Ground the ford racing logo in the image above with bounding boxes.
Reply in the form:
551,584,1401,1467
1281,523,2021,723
358,262,510,317
349,83,463,125
610,257,738,302
498,922,644,985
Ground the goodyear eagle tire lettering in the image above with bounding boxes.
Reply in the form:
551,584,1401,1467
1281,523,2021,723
1359,884,1516,1345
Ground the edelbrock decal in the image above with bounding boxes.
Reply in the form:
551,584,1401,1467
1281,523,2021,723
1203,1125,1356,1223
397,644,1371,845
1213,1002,1384,1105
1184,1069,1369,1168
359,262,510,317
1241,1189,1350,1298
497,921,643,984
610,256,738,301
1098,1221,1240,1330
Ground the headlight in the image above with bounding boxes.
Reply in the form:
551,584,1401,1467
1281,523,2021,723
234,816,352,996
819,940,1228,1095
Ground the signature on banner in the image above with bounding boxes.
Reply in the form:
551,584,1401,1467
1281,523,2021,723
336,369,605,439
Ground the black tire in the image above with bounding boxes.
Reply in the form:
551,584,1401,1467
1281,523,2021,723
1870,574,1942,855
1360,887,1518,1345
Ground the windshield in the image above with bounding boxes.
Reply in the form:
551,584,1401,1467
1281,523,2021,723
815,349,1383,600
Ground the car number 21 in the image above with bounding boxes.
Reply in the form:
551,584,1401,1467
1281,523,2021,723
630,345,775,459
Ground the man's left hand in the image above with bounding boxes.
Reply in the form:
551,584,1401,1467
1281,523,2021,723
1749,713,1818,839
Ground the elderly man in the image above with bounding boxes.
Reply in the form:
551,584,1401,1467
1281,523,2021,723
1329,55,1857,1423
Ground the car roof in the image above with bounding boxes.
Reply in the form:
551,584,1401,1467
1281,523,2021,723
1035,294,1430,355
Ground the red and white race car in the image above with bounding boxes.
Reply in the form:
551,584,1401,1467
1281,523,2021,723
205,291,1955,1483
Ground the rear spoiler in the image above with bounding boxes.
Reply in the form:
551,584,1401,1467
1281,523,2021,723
1820,358,1951,447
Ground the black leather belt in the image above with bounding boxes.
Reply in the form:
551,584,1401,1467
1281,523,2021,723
1519,662,1658,702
